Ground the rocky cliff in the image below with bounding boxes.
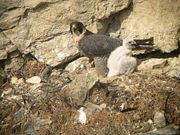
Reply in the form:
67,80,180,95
0,0,179,64
0,0,180,135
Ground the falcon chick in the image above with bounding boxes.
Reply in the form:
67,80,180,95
107,38,137,77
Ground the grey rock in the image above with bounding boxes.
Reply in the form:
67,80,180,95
0,32,17,60
24,0,60,9
65,57,90,73
138,59,168,73
0,32,11,49
0,0,23,17
154,111,166,128
94,0,131,20
64,86,88,106
0,8,25,30
0,32,12,60
165,56,180,79
0,0,23,10
25,127,39,135
84,102,103,116
0,68,5,85
138,57,180,79
0,49,7,60
8,50,21,59
134,127,180,135
6,45,17,54
64,69,98,106
14,107,26,123
11,76,18,84
26,76,41,84
33,118,52,130
108,0,180,52
4,55,24,73
30,34,77,67
74,102,103,124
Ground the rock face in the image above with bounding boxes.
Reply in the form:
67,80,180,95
0,1,180,134
165,56,180,79
137,55,180,79
0,0,131,66
108,0,180,52
1,0,179,66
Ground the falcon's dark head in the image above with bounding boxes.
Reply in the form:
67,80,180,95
70,21,86,36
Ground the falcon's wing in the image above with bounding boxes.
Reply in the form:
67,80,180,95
78,34,122,57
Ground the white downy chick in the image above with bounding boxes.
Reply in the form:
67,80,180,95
78,107,87,124
107,38,137,77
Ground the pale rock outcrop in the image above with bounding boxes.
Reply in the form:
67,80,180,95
108,0,180,52
138,56,180,79
64,69,98,106
0,0,179,74
0,0,131,66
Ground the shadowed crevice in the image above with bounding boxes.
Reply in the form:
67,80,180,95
134,47,180,59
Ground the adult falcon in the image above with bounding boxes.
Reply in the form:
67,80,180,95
70,21,153,77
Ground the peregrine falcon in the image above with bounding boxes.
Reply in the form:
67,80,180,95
70,21,153,77
70,21,123,77
107,38,137,77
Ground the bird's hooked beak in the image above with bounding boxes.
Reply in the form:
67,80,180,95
131,41,137,46
130,41,138,49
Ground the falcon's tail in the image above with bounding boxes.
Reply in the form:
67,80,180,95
93,56,109,77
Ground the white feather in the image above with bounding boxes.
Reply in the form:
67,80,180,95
78,107,87,124
107,39,137,77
